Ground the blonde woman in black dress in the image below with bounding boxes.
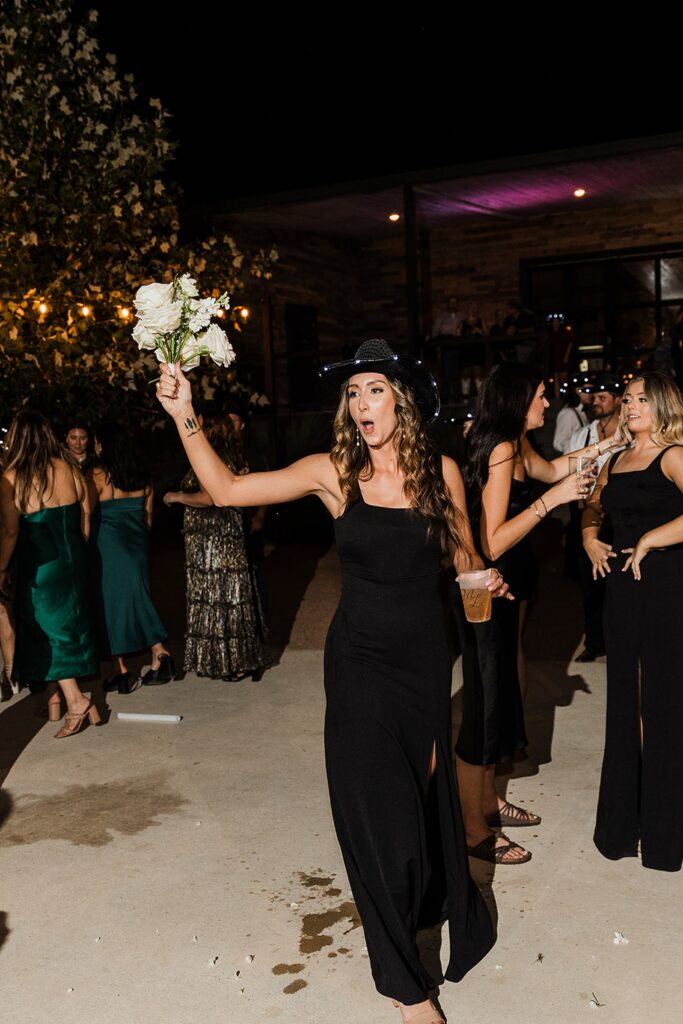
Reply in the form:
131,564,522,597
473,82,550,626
156,340,511,1024
583,372,683,871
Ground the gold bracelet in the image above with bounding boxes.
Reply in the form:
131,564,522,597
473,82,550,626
529,503,543,519
538,496,549,517
592,440,601,454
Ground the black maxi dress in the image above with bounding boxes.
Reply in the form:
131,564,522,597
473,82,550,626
456,478,533,765
324,493,494,1004
597,446,683,872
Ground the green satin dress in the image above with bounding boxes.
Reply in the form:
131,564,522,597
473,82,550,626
90,496,166,656
13,502,99,682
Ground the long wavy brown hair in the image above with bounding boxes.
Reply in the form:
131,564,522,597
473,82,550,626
330,376,473,562
4,410,66,513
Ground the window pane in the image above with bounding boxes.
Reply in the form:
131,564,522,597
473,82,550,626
615,308,657,355
573,263,606,306
660,257,683,301
530,268,565,310
614,260,655,303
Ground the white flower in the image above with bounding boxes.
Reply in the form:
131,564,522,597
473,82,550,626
180,335,204,370
132,320,157,350
188,297,219,334
134,282,182,335
176,273,199,299
197,323,235,368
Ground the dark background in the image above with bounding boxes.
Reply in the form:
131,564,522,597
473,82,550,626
76,5,679,204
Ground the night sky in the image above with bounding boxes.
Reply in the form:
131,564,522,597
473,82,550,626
85,5,679,206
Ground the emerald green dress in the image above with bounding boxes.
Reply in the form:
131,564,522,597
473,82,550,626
14,502,99,682
90,496,166,656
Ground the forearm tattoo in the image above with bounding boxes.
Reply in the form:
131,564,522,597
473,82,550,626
183,415,202,438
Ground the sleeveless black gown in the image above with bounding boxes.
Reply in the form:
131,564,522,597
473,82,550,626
324,493,494,1004
597,446,683,872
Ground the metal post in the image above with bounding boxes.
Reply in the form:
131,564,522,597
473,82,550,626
403,183,419,355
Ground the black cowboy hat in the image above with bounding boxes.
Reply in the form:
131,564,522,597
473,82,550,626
319,339,440,424
579,371,622,395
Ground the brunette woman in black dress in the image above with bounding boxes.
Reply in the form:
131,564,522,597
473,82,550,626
583,372,683,871
156,340,512,1024
458,362,625,864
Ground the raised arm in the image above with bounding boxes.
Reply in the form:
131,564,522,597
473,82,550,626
522,433,625,484
156,363,342,513
481,442,586,560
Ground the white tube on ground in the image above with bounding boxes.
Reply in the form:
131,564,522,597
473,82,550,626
116,712,183,723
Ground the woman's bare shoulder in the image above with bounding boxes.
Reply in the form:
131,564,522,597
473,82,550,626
489,440,516,467
661,444,683,476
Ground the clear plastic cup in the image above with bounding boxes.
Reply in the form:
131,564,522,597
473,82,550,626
457,569,494,623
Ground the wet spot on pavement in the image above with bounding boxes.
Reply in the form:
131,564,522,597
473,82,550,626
283,980,308,994
272,963,306,975
0,772,187,847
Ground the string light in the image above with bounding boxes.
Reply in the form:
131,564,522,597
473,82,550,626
38,302,48,314
80,305,91,317
238,307,250,320
215,308,225,318
119,307,130,320
388,213,400,222
573,187,586,198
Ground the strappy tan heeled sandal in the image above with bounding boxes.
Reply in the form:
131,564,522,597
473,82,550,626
54,702,101,739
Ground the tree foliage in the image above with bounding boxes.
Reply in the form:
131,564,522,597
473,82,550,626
0,1,276,426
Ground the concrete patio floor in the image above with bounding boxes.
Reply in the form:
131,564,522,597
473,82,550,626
1,539,681,1024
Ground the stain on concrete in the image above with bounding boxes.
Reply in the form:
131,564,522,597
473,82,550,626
0,773,187,847
337,947,351,955
272,963,305,976
297,872,334,888
324,887,342,897
299,901,361,955
283,980,307,995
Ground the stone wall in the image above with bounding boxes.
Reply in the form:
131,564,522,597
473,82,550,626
362,196,683,338
211,196,683,408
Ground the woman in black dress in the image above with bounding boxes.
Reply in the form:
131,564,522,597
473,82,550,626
583,372,683,871
458,362,624,864
156,340,510,1023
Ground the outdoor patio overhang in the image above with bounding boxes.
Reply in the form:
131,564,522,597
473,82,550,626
198,133,683,239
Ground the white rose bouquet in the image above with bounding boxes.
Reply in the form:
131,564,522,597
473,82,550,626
132,273,235,373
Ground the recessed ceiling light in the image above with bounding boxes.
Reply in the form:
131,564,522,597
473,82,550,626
573,187,586,198
388,212,400,222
